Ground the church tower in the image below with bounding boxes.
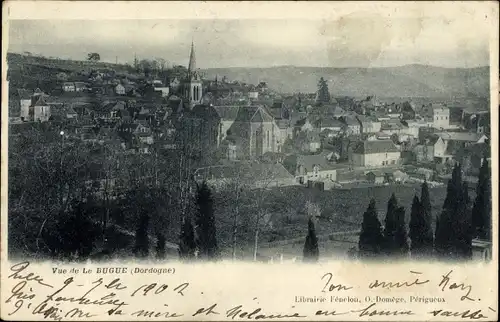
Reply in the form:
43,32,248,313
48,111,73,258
183,41,203,109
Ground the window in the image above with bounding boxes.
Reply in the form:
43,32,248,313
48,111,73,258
267,131,270,147
391,160,395,165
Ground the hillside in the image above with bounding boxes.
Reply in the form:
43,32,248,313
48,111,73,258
6,53,490,98
202,64,490,98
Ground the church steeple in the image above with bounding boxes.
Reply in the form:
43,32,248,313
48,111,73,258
188,41,196,75
183,40,202,109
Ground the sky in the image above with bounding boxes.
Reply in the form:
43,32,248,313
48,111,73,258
8,16,491,69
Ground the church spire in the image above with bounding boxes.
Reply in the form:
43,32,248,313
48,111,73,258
188,41,196,74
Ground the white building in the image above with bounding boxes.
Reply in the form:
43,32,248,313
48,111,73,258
432,104,450,130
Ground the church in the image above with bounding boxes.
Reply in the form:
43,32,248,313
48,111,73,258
172,42,221,164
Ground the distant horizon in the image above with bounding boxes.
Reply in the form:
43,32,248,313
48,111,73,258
8,18,490,69
7,50,491,70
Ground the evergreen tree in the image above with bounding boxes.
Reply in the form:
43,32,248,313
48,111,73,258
178,216,196,260
435,163,472,260
420,180,434,253
383,193,398,255
195,182,218,259
409,195,425,257
358,199,384,258
315,77,331,104
394,206,409,258
303,217,319,263
156,232,166,260
472,158,491,240
134,211,150,258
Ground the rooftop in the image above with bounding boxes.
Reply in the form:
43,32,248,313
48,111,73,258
353,140,400,154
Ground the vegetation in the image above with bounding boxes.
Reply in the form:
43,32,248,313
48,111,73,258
315,77,331,104
358,199,384,258
195,182,219,259
472,158,491,240
303,217,319,262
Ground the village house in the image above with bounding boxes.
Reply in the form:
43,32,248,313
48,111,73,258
115,83,126,96
351,140,401,167
116,122,154,145
366,170,385,184
356,115,381,134
74,82,88,92
432,104,450,130
17,89,33,121
283,153,343,185
62,82,76,92
32,95,51,122
214,105,242,142
341,115,361,135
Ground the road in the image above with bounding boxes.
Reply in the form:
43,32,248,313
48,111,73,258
260,229,360,249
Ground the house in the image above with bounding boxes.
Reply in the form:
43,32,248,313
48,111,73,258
117,123,154,145
31,95,51,122
74,82,87,92
351,140,401,167
62,82,76,92
66,105,78,119
366,170,385,184
315,116,344,132
341,115,361,135
432,104,450,130
283,153,343,184
357,115,381,134
249,91,259,99
153,81,170,97
17,89,32,121
455,142,490,175
115,84,126,95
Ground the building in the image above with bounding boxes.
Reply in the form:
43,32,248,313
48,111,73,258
225,105,281,158
181,42,203,109
283,153,342,184
249,91,259,99
18,89,32,121
32,95,51,122
214,106,241,142
432,104,450,130
62,82,76,92
366,170,385,184
115,84,126,95
357,115,381,134
341,115,361,135
351,140,401,167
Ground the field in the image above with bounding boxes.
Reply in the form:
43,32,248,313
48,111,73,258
210,184,450,258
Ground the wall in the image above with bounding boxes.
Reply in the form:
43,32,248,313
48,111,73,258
352,152,400,167
34,105,51,122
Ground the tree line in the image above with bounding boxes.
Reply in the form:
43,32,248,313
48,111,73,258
302,160,491,262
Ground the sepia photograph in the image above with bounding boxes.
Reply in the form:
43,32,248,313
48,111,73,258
2,2,498,321
5,8,494,265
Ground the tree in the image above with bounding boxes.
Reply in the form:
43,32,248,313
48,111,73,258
409,186,434,259
134,211,150,258
394,206,409,258
472,158,491,240
156,232,166,260
382,193,399,255
195,181,218,259
358,199,384,258
87,53,100,61
303,217,319,263
315,77,330,104
435,163,472,260
179,216,196,260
